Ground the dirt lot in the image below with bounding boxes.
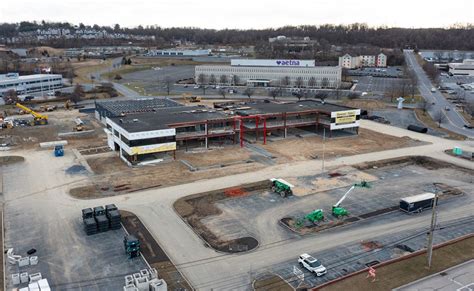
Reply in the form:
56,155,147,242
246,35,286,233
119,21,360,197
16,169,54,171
1,110,107,149
72,151,263,198
72,59,112,84
342,99,389,110
177,146,252,168
263,128,422,162
120,211,192,290
319,235,474,291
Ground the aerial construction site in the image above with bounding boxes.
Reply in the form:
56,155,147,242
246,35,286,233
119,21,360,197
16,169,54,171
0,92,472,291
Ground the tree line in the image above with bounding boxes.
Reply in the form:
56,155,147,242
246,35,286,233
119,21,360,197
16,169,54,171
0,21,473,50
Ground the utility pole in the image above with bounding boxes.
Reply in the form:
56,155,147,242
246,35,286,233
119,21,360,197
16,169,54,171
426,193,439,269
322,128,326,173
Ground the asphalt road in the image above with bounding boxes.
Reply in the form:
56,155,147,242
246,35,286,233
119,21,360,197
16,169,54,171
404,50,473,138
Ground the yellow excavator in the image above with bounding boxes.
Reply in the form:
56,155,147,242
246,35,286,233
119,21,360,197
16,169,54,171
15,103,48,126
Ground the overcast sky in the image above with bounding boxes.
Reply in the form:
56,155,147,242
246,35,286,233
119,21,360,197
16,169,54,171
1,0,473,29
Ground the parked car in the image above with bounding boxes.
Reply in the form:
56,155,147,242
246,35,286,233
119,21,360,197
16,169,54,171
298,253,327,276
464,124,473,129
194,85,200,89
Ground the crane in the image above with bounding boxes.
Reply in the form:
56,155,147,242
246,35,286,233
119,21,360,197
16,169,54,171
15,103,48,126
332,181,371,217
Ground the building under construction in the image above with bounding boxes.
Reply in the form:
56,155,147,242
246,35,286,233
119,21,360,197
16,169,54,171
95,98,360,166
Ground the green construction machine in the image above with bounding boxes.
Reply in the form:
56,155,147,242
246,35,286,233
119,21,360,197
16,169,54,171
332,181,371,218
295,209,324,228
270,178,294,198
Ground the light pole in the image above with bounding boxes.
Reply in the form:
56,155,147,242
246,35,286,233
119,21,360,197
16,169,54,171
426,193,439,269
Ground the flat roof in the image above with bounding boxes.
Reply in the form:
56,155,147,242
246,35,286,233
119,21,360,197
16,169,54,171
0,74,62,82
233,100,356,116
400,193,435,203
96,97,182,117
109,106,229,133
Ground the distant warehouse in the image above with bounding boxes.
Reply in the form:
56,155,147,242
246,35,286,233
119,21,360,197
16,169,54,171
0,73,63,96
96,98,360,166
195,59,341,88
449,59,474,76
146,49,211,57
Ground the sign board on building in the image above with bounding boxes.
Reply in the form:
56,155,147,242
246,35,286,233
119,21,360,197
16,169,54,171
130,142,176,155
330,109,360,130
231,59,315,67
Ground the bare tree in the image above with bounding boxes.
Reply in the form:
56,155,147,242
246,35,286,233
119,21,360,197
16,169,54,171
280,76,291,87
433,110,446,127
70,84,85,104
407,69,418,100
269,88,280,100
418,99,432,114
308,76,316,88
162,76,173,95
321,77,329,88
209,74,216,85
295,77,303,88
197,73,206,85
218,88,226,99
315,92,328,103
219,75,228,85
231,75,240,86
244,87,254,100
341,68,350,82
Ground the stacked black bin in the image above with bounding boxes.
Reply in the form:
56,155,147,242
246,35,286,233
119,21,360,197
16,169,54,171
124,234,140,258
83,217,98,235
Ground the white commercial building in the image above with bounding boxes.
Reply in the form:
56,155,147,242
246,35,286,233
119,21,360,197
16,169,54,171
195,59,341,88
449,59,474,76
146,49,211,57
0,73,63,96
338,53,387,69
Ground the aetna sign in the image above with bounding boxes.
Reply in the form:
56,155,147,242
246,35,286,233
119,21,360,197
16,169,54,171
276,60,300,66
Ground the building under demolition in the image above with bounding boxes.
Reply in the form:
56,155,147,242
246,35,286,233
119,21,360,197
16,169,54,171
95,98,360,166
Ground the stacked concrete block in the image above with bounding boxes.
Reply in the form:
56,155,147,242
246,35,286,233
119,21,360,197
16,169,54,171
134,275,149,291
149,268,158,280
96,215,109,232
29,272,42,282
38,278,51,291
83,217,98,235
28,281,40,291
18,257,29,267
123,284,139,291
107,210,122,230
82,205,122,235
149,279,167,291
125,274,134,286
19,287,29,291
30,256,39,265
20,272,29,283
12,273,20,285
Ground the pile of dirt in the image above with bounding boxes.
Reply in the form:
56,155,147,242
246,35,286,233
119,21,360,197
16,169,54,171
174,181,270,253
0,156,24,166
361,240,384,251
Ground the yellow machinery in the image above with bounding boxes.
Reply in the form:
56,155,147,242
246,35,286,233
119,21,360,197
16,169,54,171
182,93,201,103
15,103,48,125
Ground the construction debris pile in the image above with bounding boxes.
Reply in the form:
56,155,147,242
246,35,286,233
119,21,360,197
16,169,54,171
82,204,121,235
123,268,167,291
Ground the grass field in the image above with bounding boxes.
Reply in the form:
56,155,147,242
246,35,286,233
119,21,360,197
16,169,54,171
320,235,474,291
414,109,466,140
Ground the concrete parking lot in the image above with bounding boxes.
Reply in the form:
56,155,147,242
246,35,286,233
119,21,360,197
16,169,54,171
2,152,147,290
271,216,474,289
354,76,407,95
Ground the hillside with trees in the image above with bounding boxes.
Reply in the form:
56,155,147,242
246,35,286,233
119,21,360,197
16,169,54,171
0,21,473,50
